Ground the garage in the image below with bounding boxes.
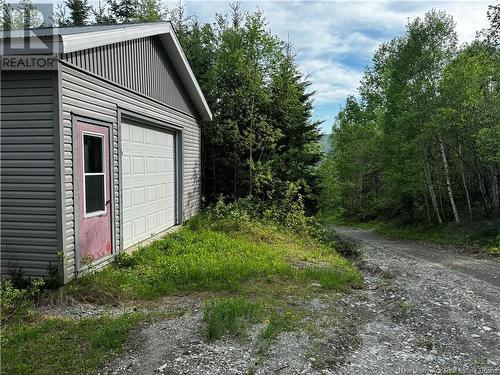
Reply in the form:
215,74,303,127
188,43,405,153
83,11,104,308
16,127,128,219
0,22,211,282
121,120,177,249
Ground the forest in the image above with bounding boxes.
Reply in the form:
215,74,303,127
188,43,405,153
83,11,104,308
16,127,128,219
319,6,500,228
2,0,499,227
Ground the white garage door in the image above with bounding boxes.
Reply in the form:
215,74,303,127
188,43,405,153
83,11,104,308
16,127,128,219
121,120,176,249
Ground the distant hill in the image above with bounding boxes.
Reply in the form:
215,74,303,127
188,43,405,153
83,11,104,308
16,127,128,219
319,134,332,154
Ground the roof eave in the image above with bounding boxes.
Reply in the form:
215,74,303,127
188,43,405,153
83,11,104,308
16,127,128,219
60,23,170,53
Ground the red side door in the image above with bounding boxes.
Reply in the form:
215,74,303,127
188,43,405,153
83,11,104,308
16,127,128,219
77,121,112,263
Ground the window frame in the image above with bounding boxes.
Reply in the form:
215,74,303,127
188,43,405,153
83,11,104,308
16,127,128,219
82,131,107,218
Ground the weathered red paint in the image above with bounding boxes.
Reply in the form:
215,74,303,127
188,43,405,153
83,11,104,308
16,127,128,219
77,121,112,263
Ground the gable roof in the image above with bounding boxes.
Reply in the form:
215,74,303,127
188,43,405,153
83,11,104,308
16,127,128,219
0,22,212,121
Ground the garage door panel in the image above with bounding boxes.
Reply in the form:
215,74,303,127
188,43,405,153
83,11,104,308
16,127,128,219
158,210,168,227
146,157,156,173
123,222,132,242
146,213,157,231
122,188,132,208
122,155,131,175
146,185,157,202
133,187,145,205
121,121,176,249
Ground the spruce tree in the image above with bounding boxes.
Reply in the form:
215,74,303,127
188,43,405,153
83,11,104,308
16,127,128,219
107,0,138,23
92,2,116,24
64,0,91,26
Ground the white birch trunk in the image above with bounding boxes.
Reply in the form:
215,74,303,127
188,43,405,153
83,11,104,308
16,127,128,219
424,160,443,224
438,135,460,223
458,144,472,221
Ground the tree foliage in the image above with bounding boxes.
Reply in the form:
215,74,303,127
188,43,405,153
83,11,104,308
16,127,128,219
1,0,45,30
64,0,92,26
175,5,321,207
320,8,500,224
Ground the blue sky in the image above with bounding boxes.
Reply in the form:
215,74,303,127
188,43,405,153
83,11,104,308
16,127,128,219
168,0,490,133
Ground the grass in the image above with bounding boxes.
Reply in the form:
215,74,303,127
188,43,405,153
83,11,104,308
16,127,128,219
2,211,362,374
203,297,263,340
260,310,297,341
399,301,412,314
202,296,300,351
338,218,500,250
1,313,145,375
60,217,362,303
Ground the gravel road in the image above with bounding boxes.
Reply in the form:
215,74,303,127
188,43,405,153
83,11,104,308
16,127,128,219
96,227,500,374
335,226,500,374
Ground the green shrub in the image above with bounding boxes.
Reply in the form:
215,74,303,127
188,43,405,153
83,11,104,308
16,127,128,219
196,194,324,239
0,279,45,324
489,247,500,256
114,252,137,269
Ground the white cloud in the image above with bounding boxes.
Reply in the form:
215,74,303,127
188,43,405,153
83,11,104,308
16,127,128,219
299,59,363,103
179,0,491,130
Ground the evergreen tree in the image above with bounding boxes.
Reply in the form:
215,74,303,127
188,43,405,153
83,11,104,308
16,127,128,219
268,43,322,205
137,0,165,22
1,1,13,30
175,5,322,207
64,0,91,25
53,3,71,26
107,0,139,23
1,0,44,30
92,1,116,24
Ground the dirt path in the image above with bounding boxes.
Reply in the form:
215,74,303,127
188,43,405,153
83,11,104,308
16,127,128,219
335,226,500,374
92,227,500,374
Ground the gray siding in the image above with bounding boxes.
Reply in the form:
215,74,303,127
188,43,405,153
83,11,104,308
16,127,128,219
0,71,60,278
60,63,201,281
61,36,196,117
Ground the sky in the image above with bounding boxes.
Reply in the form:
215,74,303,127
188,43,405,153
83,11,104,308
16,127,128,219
164,0,491,133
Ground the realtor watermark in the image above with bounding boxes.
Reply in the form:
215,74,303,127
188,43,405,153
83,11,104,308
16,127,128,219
1,55,56,70
1,2,59,58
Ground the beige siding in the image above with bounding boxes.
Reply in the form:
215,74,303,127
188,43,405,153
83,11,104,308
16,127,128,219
61,64,201,281
0,71,60,278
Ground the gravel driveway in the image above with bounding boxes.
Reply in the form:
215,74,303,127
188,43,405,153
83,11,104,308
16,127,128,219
97,227,500,374
335,226,500,375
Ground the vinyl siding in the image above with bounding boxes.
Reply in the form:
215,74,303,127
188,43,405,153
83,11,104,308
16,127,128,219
60,63,201,281
61,36,196,117
0,71,59,278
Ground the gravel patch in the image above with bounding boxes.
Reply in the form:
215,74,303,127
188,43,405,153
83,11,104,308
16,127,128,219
96,291,359,375
335,226,500,375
